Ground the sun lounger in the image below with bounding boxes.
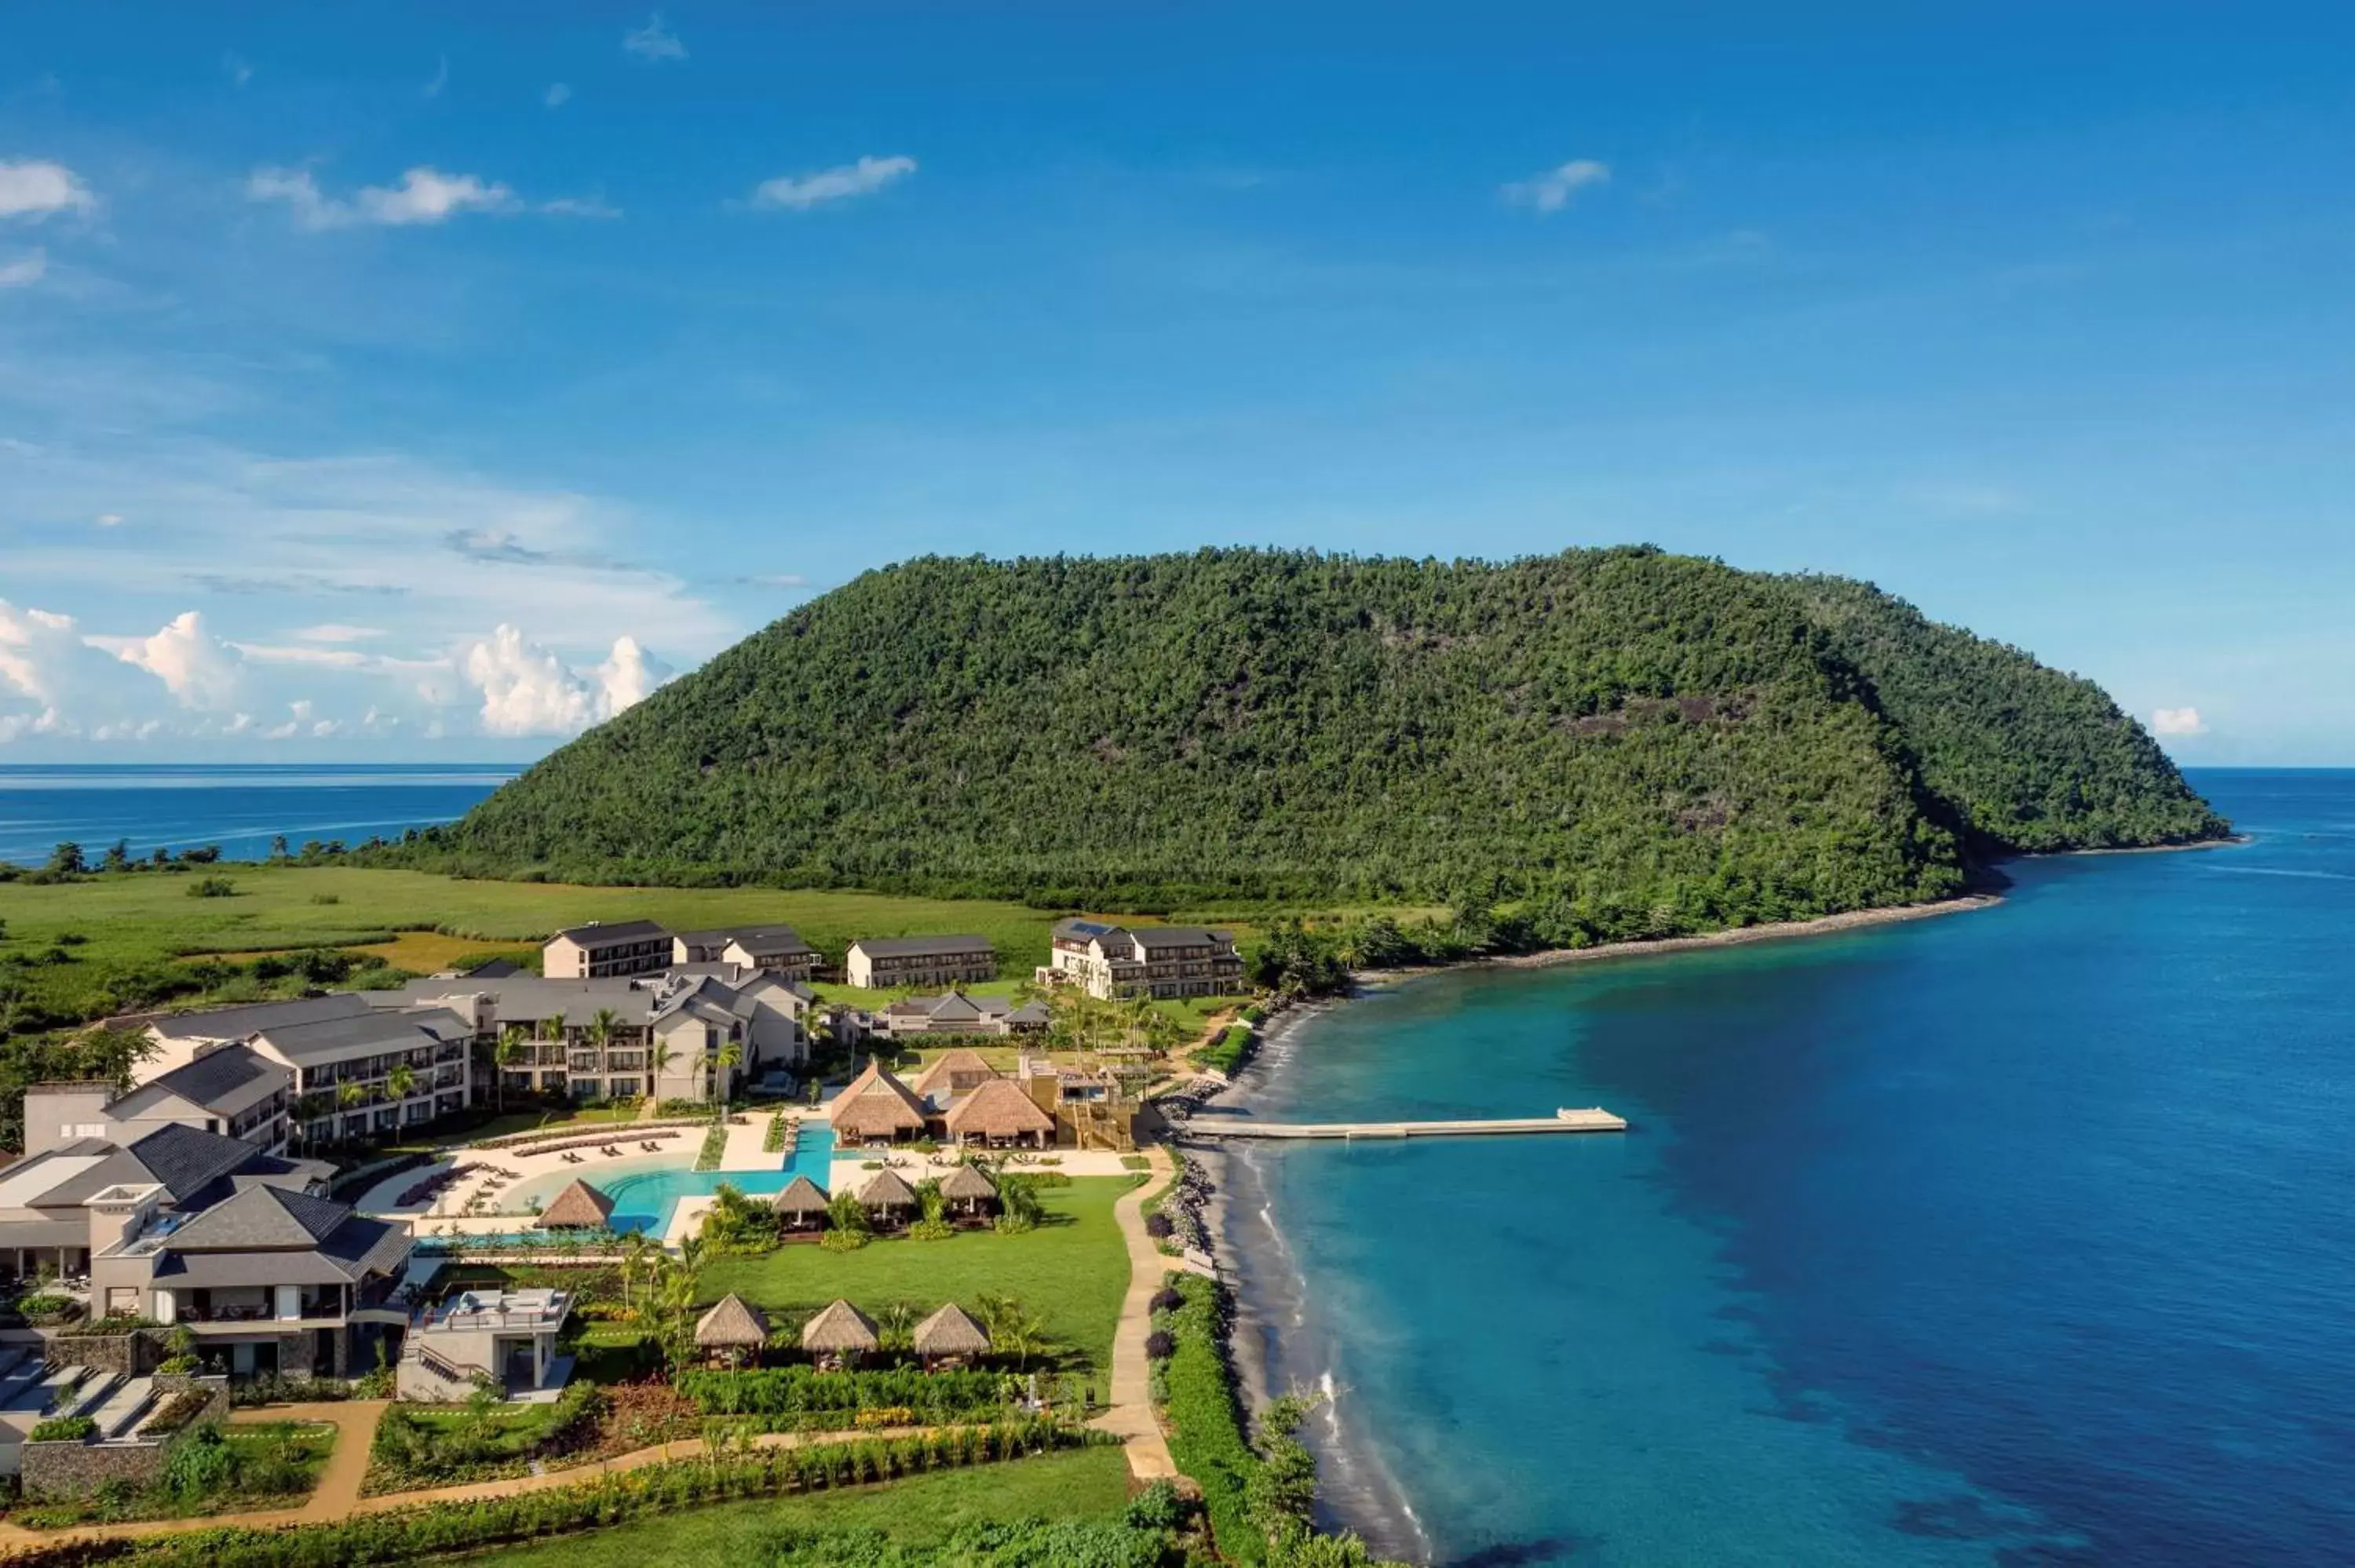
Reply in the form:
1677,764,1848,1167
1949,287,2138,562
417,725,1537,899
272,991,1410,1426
564,1151,583,1163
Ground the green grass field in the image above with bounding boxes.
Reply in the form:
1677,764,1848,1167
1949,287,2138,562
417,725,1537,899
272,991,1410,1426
700,1176,1137,1379
0,862,1329,1032
480,1445,1132,1567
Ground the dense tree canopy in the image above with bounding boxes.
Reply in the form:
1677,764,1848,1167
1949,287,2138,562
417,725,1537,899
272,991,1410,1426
403,547,2225,921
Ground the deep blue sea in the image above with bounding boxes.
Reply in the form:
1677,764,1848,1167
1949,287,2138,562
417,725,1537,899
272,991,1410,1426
1220,769,2355,1566
0,764,522,866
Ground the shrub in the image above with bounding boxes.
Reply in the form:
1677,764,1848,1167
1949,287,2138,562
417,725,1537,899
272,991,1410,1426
692,1120,728,1172
141,1389,214,1436
1151,1286,1185,1313
1126,1477,1189,1532
907,1218,955,1242
1145,1212,1175,1241
15,1293,80,1322
184,877,237,899
1145,1331,1175,1361
675,1366,1014,1424
1197,1023,1256,1075
30,1415,96,1442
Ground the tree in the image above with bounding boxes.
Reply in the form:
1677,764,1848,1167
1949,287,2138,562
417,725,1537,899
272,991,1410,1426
100,840,130,873
336,1081,364,1134
493,1024,528,1114
268,835,288,861
45,843,84,877
386,1063,417,1114
974,1293,1046,1369
713,1037,743,1109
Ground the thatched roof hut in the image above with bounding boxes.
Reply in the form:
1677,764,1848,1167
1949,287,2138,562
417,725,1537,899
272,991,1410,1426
857,1169,919,1212
827,1058,929,1143
937,1163,997,1209
942,1078,1057,1146
913,1048,999,1103
695,1293,771,1352
800,1298,879,1355
770,1174,831,1223
912,1301,991,1362
535,1179,615,1230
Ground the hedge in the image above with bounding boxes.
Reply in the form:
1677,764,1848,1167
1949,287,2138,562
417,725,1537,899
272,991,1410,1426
2,1420,1101,1568
1156,1274,1262,1563
1196,1024,1256,1075
29,1415,97,1442
674,1366,1014,1424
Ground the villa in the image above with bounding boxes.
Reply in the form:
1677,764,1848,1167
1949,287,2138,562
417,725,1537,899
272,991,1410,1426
540,919,674,980
1042,919,1246,1000
844,935,998,990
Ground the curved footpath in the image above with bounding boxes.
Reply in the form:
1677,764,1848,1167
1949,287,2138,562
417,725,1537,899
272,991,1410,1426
0,1146,1192,1555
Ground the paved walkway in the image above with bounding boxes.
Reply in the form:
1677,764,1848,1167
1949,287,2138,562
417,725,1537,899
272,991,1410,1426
1089,1145,1181,1482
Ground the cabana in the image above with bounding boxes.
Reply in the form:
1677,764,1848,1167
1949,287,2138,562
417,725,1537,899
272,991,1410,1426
801,1297,880,1370
770,1174,831,1231
937,1163,999,1219
857,1169,919,1227
827,1058,929,1145
535,1179,615,1230
911,1302,991,1369
695,1293,771,1366
942,1078,1057,1149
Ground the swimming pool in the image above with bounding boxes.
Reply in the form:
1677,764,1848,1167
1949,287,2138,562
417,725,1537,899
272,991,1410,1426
503,1127,837,1236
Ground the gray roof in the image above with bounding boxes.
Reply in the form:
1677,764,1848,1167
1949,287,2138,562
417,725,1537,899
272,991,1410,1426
9,1125,308,1211
463,958,521,979
253,1008,466,1062
149,994,371,1042
552,918,670,945
1050,918,1125,943
122,1045,287,1114
380,977,655,1028
1127,925,1232,949
677,925,816,957
166,1183,353,1250
126,1124,291,1205
152,1209,408,1288
853,934,995,960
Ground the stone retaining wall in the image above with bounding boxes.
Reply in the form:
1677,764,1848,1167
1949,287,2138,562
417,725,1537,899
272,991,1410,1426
18,1375,228,1500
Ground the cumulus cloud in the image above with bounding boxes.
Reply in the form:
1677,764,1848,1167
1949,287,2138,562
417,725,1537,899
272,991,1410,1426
246,166,519,231
2151,706,2206,738
0,160,97,221
0,250,45,287
623,12,686,61
748,155,916,211
1502,158,1611,214
463,625,674,736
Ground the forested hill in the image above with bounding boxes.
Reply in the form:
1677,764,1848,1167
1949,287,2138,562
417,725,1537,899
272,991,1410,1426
412,548,2227,935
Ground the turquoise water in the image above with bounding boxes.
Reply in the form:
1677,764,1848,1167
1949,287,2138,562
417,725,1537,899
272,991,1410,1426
507,1129,837,1236
0,763,520,865
1221,769,2355,1566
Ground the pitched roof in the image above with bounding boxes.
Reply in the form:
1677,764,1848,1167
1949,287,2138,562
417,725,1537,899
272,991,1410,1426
1002,1000,1050,1027
827,1059,929,1139
124,1123,288,1205
769,1174,831,1216
856,1169,919,1209
937,1164,998,1202
464,957,521,979
1050,918,1126,944
551,918,670,946
912,1301,991,1357
152,1204,407,1287
126,1045,287,1113
1127,925,1232,949
695,1293,771,1347
251,1008,466,1062
800,1298,879,1353
164,1183,353,1250
149,994,371,1042
536,1180,617,1229
943,1078,1057,1140
913,1049,999,1099
851,934,995,959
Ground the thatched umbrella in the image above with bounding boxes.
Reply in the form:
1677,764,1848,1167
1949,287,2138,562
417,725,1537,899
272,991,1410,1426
827,1058,929,1143
801,1298,879,1369
937,1163,998,1217
857,1169,919,1223
695,1293,771,1365
770,1174,831,1230
535,1179,615,1230
911,1301,991,1368
942,1078,1057,1148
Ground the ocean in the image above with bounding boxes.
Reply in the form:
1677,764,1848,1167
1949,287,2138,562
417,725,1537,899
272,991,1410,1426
0,764,524,866
1217,768,2355,1566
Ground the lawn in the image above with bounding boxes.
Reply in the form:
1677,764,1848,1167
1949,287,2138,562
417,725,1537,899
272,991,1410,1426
0,1421,335,1529
0,861,1320,1030
700,1176,1138,1379
481,1445,1132,1568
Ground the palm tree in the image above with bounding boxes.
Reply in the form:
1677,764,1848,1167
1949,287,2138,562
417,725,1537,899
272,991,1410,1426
652,1038,680,1102
386,1063,417,1121
336,1081,363,1138
493,1025,528,1114
587,1007,619,1063
975,1293,1046,1369
713,1037,743,1111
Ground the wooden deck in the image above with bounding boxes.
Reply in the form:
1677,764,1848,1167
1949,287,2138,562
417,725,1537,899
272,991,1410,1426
1183,1107,1627,1140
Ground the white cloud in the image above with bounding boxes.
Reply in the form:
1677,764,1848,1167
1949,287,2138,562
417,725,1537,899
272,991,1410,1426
2151,706,2206,737
1502,158,1611,214
295,624,386,644
747,155,916,212
92,511,122,527
114,611,245,709
422,56,450,99
0,250,44,288
463,625,673,735
539,195,622,220
223,52,254,89
544,83,572,108
623,13,687,62
246,166,519,231
0,160,97,222
737,573,808,589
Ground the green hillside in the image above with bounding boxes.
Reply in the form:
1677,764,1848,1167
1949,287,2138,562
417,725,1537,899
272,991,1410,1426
411,547,2226,928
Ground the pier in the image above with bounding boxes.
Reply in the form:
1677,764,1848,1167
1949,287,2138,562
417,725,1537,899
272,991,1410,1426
1181,1107,1627,1141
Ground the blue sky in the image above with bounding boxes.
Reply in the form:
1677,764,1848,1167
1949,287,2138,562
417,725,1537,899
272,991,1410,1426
2,3,2350,763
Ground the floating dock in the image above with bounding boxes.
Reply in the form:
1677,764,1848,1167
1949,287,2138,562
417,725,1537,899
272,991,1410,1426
1183,1107,1627,1141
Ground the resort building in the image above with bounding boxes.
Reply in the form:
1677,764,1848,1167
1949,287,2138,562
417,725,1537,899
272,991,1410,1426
871,990,1049,1040
1042,919,1247,1001
844,935,997,990
140,996,473,1147
540,919,674,980
825,1059,930,1145
912,1048,1000,1104
397,1287,575,1402
940,1078,1057,1148
0,1121,330,1284
20,1045,293,1160
671,925,820,982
